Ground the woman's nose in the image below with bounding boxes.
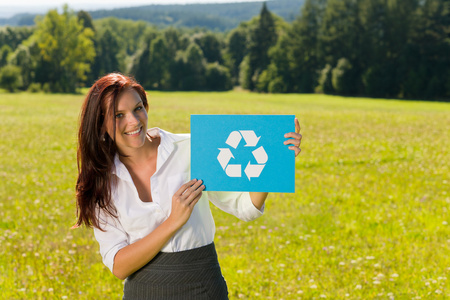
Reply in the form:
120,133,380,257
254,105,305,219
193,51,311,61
127,113,140,125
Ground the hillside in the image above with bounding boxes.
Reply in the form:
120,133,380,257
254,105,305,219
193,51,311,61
0,0,304,31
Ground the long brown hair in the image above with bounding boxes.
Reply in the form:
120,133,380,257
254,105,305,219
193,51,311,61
76,73,148,230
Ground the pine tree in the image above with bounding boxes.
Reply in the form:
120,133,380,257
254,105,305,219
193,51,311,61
404,0,450,99
225,27,247,85
148,36,171,89
92,29,120,79
77,10,95,32
245,2,277,90
318,0,363,95
286,0,321,92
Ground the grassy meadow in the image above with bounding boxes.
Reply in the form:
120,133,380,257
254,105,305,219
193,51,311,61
0,90,449,299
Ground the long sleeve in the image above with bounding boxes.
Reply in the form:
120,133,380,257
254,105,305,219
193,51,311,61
207,191,264,222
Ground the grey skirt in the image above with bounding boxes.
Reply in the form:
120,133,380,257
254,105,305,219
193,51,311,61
122,243,228,300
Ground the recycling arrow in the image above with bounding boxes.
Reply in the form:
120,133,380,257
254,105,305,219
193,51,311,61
225,131,242,149
252,146,268,164
226,164,241,177
244,162,265,180
240,130,260,147
217,148,234,169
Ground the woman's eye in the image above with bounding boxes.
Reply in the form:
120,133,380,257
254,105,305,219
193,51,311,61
136,106,143,111
115,113,123,119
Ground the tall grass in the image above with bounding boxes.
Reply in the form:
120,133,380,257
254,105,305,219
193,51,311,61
0,91,449,299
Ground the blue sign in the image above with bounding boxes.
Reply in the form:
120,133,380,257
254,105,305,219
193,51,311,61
191,115,295,193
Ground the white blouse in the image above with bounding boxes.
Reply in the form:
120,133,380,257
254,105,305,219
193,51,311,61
94,128,264,273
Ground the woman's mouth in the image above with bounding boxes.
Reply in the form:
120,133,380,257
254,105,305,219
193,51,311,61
125,126,142,136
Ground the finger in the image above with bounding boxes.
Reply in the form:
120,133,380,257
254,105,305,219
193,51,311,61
187,185,205,203
284,138,301,147
289,146,301,157
284,132,302,140
176,179,198,196
189,189,204,207
295,118,300,134
182,180,203,197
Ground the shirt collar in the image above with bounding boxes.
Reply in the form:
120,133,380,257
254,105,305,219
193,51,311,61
112,127,189,182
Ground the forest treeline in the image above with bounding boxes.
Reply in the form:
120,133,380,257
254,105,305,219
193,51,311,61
0,0,304,29
0,0,449,100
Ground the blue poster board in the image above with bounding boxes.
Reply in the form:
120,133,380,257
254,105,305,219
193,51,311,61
191,115,295,193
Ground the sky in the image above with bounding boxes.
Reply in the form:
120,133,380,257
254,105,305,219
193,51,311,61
0,0,264,18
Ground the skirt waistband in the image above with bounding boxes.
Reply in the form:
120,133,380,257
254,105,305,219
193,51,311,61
132,242,219,273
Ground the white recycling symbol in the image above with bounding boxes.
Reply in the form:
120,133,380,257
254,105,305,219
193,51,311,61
217,130,268,180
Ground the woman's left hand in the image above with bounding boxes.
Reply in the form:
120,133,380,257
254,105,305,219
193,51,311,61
284,117,302,157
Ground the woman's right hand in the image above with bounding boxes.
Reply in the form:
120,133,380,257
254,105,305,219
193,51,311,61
168,179,205,228
112,179,204,280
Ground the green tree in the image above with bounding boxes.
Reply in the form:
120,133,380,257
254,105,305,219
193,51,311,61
332,58,354,95
94,17,152,56
269,0,321,93
77,10,95,32
244,2,278,90
148,36,171,89
163,27,181,58
181,43,206,90
0,45,12,68
403,0,449,99
92,29,120,79
263,35,291,92
129,30,158,88
239,55,252,90
289,0,321,92
205,62,231,91
384,0,419,98
8,44,34,89
169,43,206,91
0,65,22,92
316,64,334,94
256,63,285,93
0,27,34,51
362,63,396,98
224,27,248,85
319,0,363,95
358,0,396,97
193,32,223,64
28,5,95,92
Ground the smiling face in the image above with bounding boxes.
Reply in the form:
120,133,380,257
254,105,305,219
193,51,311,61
105,88,148,155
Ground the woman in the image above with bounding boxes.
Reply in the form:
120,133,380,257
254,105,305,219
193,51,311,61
75,73,302,299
